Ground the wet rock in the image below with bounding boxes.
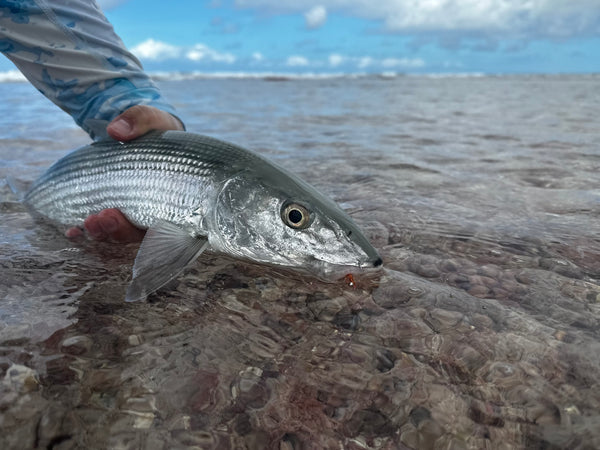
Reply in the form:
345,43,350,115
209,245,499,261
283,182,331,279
307,295,347,321
467,285,491,298
426,308,465,331
0,412,39,449
83,367,122,394
539,258,583,280
527,400,561,426
368,309,434,350
232,367,271,410
477,275,499,288
233,413,252,436
553,330,568,342
279,432,304,450
496,277,521,296
445,273,471,290
372,280,426,308
60,335,93,355
166,414,192,432
407,255,442,279
441,344,487,384
186,369,220,413
245,329,284,359
362,220,390,248
470,313,495,330
469,399,505,427
440,258,460,272
207,270,249,290
2,363,39,393
409,405,432,426
514,270,534,284
36,405,77,450
345,408,395,438
45,434,75,450
0,364,49,449
401,406,446,449
478,264,501,279
483,362,521,389
171,429,225,448
333,313,361,331
375,349,396,372
415,264,442,279
237,430,270,449
128,334,143,346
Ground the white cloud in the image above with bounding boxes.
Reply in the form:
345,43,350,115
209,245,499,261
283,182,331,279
235,0,600,40
186,44,236,63
328,53,344,67
131,39,181,61
358,56,372,69
131,39,236,64
381,57,425,68
305,5,327,29
328,53,426,70
252,52,264,61
286,55,309,66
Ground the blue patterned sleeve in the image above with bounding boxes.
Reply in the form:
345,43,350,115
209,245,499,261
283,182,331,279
0,0,181,140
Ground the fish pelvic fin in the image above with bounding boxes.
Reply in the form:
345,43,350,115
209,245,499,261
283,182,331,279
125,221,209,302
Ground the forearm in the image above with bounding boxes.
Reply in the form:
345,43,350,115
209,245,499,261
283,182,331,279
0,0,178,139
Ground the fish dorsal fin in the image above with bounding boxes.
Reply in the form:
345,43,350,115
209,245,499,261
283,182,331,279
126,221,209,302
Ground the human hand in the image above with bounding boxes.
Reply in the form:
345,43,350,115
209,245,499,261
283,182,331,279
106,104,184,141
66,208,145,242
66,106,185,242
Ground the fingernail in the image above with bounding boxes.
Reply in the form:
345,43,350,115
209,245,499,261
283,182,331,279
108,117,133,137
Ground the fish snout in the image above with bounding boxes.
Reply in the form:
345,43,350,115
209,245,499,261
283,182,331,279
359,254,383,269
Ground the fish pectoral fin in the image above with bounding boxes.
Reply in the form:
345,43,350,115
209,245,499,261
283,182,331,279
125,221,209,302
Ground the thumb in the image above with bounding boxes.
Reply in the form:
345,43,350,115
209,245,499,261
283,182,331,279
107,105,184,141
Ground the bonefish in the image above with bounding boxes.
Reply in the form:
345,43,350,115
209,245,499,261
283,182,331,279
25,131,382,301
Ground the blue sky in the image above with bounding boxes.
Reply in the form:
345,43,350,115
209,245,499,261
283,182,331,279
3,0,600,74
98,0,600,74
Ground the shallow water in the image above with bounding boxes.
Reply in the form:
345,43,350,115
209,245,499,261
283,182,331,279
1,74,599,449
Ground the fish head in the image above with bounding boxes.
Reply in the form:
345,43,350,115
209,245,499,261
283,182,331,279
211,170,382,277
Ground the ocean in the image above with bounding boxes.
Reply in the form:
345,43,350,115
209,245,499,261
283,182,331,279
1,73,599,449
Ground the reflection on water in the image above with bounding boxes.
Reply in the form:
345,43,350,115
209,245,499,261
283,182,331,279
1,75,599,449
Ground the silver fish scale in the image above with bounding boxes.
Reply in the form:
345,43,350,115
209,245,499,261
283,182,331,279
25,131,263,228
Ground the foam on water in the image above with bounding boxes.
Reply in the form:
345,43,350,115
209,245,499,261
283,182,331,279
0,75,599,449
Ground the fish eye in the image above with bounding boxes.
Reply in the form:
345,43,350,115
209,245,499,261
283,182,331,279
281,203,311,229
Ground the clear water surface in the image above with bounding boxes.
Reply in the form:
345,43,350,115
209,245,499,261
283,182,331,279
0,74,599,449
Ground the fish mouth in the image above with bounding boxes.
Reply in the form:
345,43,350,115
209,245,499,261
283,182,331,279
309,254,383,280
360,256,383,268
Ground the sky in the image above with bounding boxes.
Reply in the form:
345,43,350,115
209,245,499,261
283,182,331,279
4,0,600,75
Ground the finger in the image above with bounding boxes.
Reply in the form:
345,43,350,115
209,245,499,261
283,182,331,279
65,226,84,238
84,213,107,240
106,105,184,141
85,209,145,243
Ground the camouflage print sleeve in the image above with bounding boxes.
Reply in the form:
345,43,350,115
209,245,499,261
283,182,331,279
0,0,180,139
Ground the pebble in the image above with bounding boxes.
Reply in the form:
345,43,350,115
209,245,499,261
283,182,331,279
2,364,39,393
60,335,93,355
553,330,567,341
467,285,490,298
128,335,143,346
415,264,442,279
